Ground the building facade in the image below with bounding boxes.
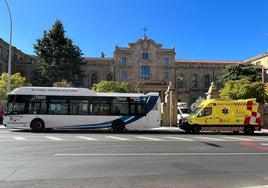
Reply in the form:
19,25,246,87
1,36,266,106
83,35,241,105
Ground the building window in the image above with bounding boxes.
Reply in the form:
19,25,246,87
216,76,223,89
106,73,112,81
91,73,97,86
142,52,148,60
204,75,210,88
140,65,150,80
121,71,127,80
122,57,127,64
177,75,184,88
163,58,169,65
0,47,2,55
191,75,198,88
163,72,169,80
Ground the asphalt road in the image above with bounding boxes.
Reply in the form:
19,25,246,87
0,128,268,188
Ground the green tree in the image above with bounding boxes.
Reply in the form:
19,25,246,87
0,73,31,99
220,78,265,103
92,81,130,93
220,64,261,84
190,96,205,111
33,19,85,87
53,79,73,87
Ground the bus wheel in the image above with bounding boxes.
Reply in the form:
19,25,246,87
244,126,254,135
192,126,200,134
112,120,125,133
30,119,45,132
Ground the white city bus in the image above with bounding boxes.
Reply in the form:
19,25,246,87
3,87,162,132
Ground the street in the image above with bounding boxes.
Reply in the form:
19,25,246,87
0,127,268,188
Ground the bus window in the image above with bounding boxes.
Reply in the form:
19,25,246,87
129,102,146,115
49,100,68,115
70,100,88,115
29,98,47,114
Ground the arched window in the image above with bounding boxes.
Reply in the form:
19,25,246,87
204,75,210,88
177,75,184,88
91,73,97,86
106,73,112,81
191,74,198,88
216,75,223,89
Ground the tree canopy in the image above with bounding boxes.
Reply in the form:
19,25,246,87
220,64,261,84
33,19,85,87
92,81,130,93
219,78,265,103
0,73,31,99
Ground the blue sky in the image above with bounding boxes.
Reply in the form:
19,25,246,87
0,0,268,61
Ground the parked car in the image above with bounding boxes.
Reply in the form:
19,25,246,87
177,107,191,125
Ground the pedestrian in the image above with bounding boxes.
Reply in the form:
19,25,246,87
0,107,4,125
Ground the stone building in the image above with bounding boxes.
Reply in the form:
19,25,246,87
1,36,267,106
83,35,241,105
0,38,36,80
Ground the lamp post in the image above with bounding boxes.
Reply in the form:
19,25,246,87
4,0,12,93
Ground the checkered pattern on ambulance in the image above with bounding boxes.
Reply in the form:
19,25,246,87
201,126,244,132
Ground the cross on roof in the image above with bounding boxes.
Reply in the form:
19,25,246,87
143,27,148,37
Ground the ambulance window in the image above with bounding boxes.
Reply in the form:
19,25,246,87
203,107,212,116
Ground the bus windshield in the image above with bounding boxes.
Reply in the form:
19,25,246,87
6,95,30,115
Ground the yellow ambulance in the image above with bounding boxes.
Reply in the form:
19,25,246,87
179,98,261,134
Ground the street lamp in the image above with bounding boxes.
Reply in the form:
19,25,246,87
4,0,12,93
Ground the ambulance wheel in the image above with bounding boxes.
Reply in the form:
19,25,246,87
112,120,125,133
30,118,45,132
244,126,254,135
192,126,200,134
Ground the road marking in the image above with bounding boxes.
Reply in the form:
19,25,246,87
45,136,63,141
135,136,163,141
54,152,268,156
194,136,225,141
249,136,268,141
221,136,250,141
76,136,97,141
105,136,130,141
164,136,194,141
13,136,26,140
241,185,268,188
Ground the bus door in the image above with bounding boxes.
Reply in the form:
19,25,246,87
147,97,161,128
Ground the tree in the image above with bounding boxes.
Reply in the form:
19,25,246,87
220,64,261,84
92,81,130,93
190,96,205,111
0,73,31,99
33,19,85,87
219,78,265,103
53,79,73,87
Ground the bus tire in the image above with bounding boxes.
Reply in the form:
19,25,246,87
244,126,254,135
30,119,45,132
192,125,200,134
112,120,125,133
